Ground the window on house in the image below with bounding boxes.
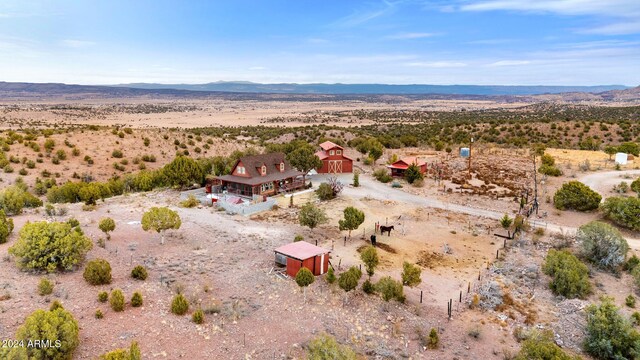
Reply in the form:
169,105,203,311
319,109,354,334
261,182,274,192
280,162,284,172
337,150,342,155
237,166,245,174
329,150,335,155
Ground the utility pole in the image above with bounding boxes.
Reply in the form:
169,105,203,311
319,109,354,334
532,154,539,216
468,137,474,177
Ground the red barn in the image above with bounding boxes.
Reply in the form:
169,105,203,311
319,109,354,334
387,157,427,178
315,141,353,174
274,242,331,277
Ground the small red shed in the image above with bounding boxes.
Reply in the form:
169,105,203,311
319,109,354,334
274,242,331,278
387,157,427,178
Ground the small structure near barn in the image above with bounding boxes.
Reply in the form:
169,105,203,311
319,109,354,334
209,152,305,197
387,157,427,178
315,141,353,174
274,242,330,278
615,152,628,165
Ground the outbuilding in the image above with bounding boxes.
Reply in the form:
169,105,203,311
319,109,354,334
387,157,427,178
274,242,330,278
315,141,353,174
615,152,628,165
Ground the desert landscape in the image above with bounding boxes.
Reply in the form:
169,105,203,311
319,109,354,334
0,87,639,359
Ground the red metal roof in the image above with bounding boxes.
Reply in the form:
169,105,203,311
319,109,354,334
274,241,330,261
387,157,426,169
314,150,328,160
319,141,343,151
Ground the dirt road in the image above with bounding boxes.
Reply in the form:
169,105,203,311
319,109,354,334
580,169,640,198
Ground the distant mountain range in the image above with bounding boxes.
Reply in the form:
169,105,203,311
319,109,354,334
117,81,629,96
0,81,638,102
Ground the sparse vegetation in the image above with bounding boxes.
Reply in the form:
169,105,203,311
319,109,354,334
83,258,112,285
578,221,628,272
584,297,640,359
131,265,148,280
542,249,591,299
553,181,602,211
307,333,356,360
37,277,54,296
109,289,125,312
171,293,189,315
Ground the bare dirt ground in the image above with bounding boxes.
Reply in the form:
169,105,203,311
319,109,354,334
0,98,532,129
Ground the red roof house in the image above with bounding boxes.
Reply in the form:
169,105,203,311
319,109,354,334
387,157,427,178
315,141,353,174
211,152,305,197
274,242,331,277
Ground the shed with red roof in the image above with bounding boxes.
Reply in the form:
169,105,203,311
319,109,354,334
387,157,427,178
274,242,331,277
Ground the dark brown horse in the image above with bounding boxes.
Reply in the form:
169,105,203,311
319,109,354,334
380,225,394,236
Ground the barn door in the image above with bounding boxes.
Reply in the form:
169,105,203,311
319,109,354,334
335,160,342,173
328,160,342,174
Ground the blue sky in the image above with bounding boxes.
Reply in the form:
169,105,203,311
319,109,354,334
0,0,638,85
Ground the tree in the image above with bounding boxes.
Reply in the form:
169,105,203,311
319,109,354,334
404,163,423,184
367,139,384,165
99,341,142,360
584,297,640,359
99,217,116,240
0,209,14,244
162,155,204,189
401,261,422,287
78,182,110,205
376,276,404,302
339,207,365,239
286,146,322,185
338,266,362,292
2,304,79,359
542,249,591,299
617,142,640,157
83,258,112,285
515,330,577,360
307,333,356,360
141,207,181,245
352,171,360,187
631,177,640,196
325,266,336,284
295,267,315,303
0,185,43,215
499,214,513,230
360,246,379,277
316,183,335,200
553,181,602,211
604,145,618,160
578,221,629,271
8,221,93,273
601,196,640,231
298,202,328,231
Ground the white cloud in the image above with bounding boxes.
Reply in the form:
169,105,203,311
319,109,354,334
386,32,438,39
406,61,467,67
331,1,397,27
61,39,96,48
487,60,531,66
459,0,640,34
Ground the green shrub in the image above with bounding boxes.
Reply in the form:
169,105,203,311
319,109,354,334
373,168,392,183
109,289,125,312
542,249,591,299
514,330,576,360
401,261,422,287
131,265,148,280
95,309,103,319
99,341,141,360
3,304,79,359
584,297,640,359
307,333,356,360
428,328,439,349
171,294,189,315
631,177,640,195
37,278,54,296
405,164,424,184
0,185,43,215
376,276,405,302
338,266,362,292
316,183,335,200
362,279,375,294
0,209,14,244
627,294,636,308
131,292,143,307
162,155,204,188
624,255,640,272
553,181,601,211
601,196,640,231
293,234,304,242
360,246,379,277
8,221,93,272
538,164,563,176
632,312,640,326
98,291,108,303
98,217,116,239
111,149,123,158
192,309,204,324
83,259,112,285
179,194,200,208
578,221,628,271
325,267,336,284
